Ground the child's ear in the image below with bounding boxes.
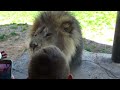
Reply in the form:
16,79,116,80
68,74,73,79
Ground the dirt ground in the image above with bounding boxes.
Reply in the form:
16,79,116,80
0,24,30,61
0,24,113,61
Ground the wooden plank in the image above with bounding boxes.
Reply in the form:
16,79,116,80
112,11,120,63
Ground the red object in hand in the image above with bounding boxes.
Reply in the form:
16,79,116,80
68,74,73,79
1,51,7,58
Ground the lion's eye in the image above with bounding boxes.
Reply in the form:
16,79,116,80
34,26,46,36
45,33,52,37
34,33,37,36
40,26,46,33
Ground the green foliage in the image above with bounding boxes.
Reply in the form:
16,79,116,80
0,34,8,41
10,31,18,36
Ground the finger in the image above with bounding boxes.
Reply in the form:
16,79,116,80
3,54,7,58
2,53,7,56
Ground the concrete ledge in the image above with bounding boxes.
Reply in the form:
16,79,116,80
12,50,120,79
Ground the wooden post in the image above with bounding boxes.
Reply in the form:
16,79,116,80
112,11,120,63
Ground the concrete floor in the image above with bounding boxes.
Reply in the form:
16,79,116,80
12,50,120,79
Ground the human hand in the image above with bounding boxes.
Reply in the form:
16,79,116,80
0,51,7,59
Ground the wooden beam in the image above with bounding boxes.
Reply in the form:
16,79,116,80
112,11,120,63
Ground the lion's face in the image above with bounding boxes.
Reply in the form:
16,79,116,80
29,11,82,62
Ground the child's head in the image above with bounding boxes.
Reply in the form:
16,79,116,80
28,46,71,79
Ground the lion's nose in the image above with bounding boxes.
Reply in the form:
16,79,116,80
30,42,38,50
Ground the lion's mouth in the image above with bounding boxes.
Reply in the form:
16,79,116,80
32,47,40,52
